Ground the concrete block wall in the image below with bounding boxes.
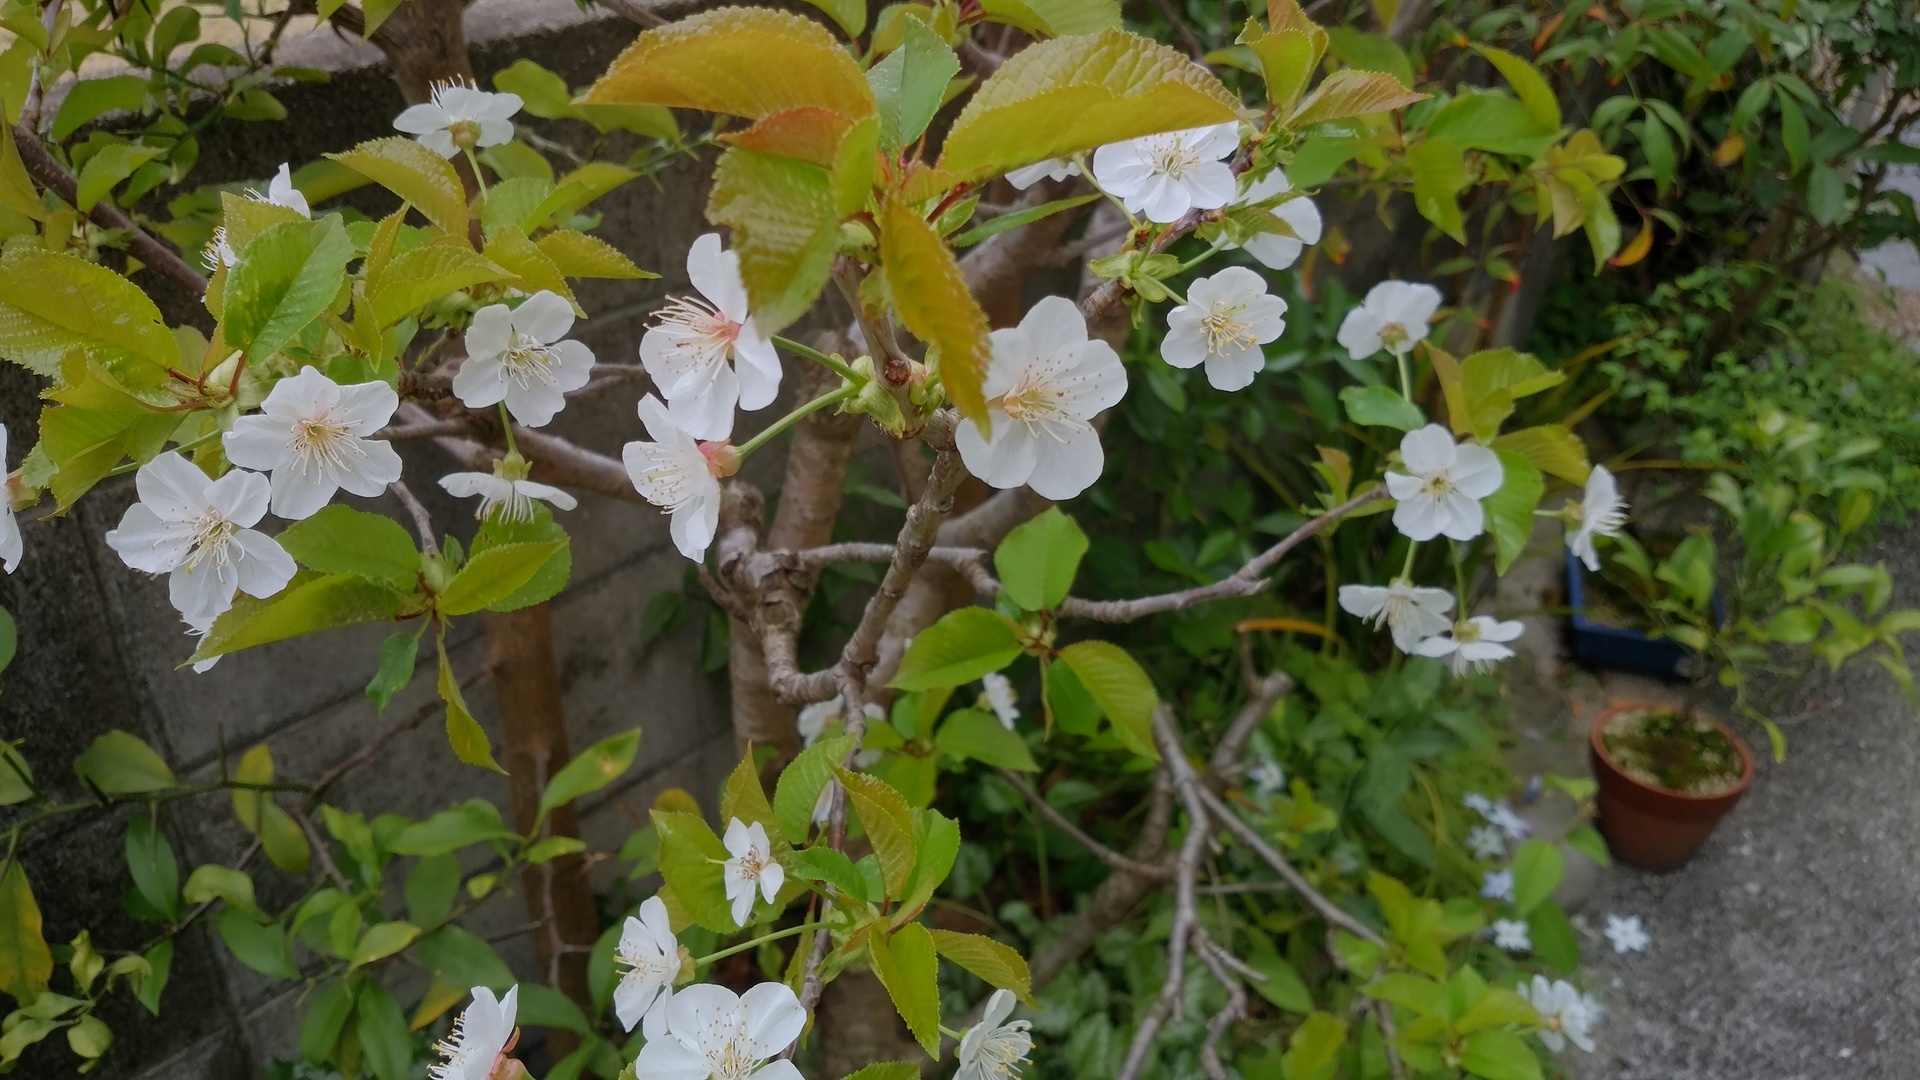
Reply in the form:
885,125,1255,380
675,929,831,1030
0,2,752,1076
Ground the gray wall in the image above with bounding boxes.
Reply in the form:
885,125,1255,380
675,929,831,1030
0,4,743,1077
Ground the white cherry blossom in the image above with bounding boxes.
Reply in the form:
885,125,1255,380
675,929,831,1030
1516,976,1597,1053
623,395,729,562
957,989,1033,1080
1385,424,1504,542
224,368,403,520
1091,122,1239,223
1604,913,1650,954
1414,616,1525,677
1462,792,1495,816
1337,579,1455,652
1006,158,1080,189
1486,801,1530,840
981,672,1020,729
631,982,805,1080
721,818,784,928
1160,266,1287,392
639,234,782,440
1466,824,1505,861
0,425,20,574
1337,280,1443,360
255,164,310,217
1490,918,1532,952
1566,464,1628,571
955,296,1127,501
1480,869,1514,902
430,985,519,1080
395,81,523,159
203,228,238,271
454,291,595,428
614,896,682,1037
184,615,220,674
1231,168,1323,271
439,461,577,523
104,454,296,623
797,698,886,747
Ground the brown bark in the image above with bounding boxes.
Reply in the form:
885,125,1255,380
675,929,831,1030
486,605,600,1057
813,968,923,1076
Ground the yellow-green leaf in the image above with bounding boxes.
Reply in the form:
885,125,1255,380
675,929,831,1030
0,862,52,1006
73,731,175,794
438,539,568,616
1058,640,1161,760
538,729,641,817
350,921,422,969
798,0,866,39
581,7,875,121
0,125,48,222
328,137,470,237
978,0,1121,39
367,246,508,327
707,146,841,333
835,768,917,897
0,248,177,389
536,231,654,280
438,637,504,773
879,193,991,426
1239,21,1326,114
1475,44,1561,131
191,572,413,662
1289,68,1428,126
221,216,356,363
1408,138,1468,244
1492,424,1589,485
868,923,940,1057
929,928,1038,1006
481,228,576,310
938,30,1240,183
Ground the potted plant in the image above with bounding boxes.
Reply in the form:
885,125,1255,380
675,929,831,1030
1584,472,1920,870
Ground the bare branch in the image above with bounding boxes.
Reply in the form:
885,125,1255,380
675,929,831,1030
1209,672,1293,784
1194,931,1250,1080
998,770,1171,879
388,480,440,557
1197,785,1385,946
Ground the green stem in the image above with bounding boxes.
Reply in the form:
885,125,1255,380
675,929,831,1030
736,385,857,458
940,1023,966,1040
107,428,224,476
691,921,829,967
773,335,863,382
1395,346,1414,401
1176,240,1227,274
1452,540,1468,612
1400,540,1419,581
462,147,490,199
498,403,519,456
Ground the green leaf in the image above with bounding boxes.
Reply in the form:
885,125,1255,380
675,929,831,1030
276,505,420,588
517,983,593,1032
405,854,461,926
222,216,355,362
133,941,170,1015
935,709,1037,770
582,7,876,122
1474,45,1560,130
897,807,961,915
938,30,1239,183
328,136,471,236
73,143,162,212
439,539,568,616
537,230,654,280
1407,138,1469,243
438,638,503,773
366,246,508,327
366,629,422,712
654,810,736,932
836,768,918,897
870,20,960,152
1508,839,1563,915
216,908,298,978
492,59,578,120
416,926,515,990
790,846,873,902
0,248,177,389
1563,825,1611,869
349,921,421,969
994,507,1089,611
799,0,867,37
0,862,51,1006
1461,1028,1543,1080
1291,68,1428,126
1483,452,1544,575
300,980,354,1064
1778,93,1809,173
524,162,641,230
1339,384,1426,431
470,516,572,612
880,192,993,426
539,728,641,817
1425,91,1554,157
950,193,1101,248
928,928,1037,1006
868,923,941,1057
526,836,587,863
1458,347,1563,439
354,980,412,1080
1458,986,1538,1033
0,126,45,223
1058,641,1160,760
51,75,150,141
1491,424,1589,485
1246,948,1312,1013
1526,900,1580,973
74,731,175,794
1806,163,1845,226
192,572,413,662
840,1065,922,1080
125,814,181,921
978,0,1120,36
1044,658,1101,735
184,864,264,919
1289,1011,1349,1080
705,146,842,335
773,733,855,844
891,607,1023,690
1323,27,1412,88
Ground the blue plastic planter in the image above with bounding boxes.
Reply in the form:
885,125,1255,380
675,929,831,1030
1565,550,1715,679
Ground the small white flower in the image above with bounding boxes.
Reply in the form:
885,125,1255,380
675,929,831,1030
203,227,238,271
623,395,729,562
633,981,806,1080
439,465,577,523
1490,918,1532,952
1466,824,1505,861
0,425,21,574
1413,616,1525,677
1566,465,1628,572
1516,975,1596,1053
224,367,403,520
613,896,681,1037
1160,266,1287,392
1006,157,1080,189
1486,802,1531,840
184,615,220,674
639,233,782,441
429,985,518,1080
394,80,523,159
104,453,297,623
957,988,1034,1080
955,296,1128,501
721,818,785,928
254,163,310,218
1336,280,1443,360
454,291,596,428
1604,913,1650,954
1480,869,1514,902
981,672,1021,729
1337,580,1455,652
1385,424,1504,542
1092,123,1239,224
1231,168,1323,271
1462,792,1495,816
1247,758,1286,799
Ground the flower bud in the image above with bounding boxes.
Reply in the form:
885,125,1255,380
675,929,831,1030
700,441,742,478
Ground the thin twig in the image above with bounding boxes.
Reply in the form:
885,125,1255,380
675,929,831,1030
389,480,440,557
1196,786,1385,946
998,770,1170,879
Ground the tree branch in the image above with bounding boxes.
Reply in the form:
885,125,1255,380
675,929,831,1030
998,770,1170,879
1197,785,1385,946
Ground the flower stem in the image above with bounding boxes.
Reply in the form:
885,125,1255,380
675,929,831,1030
1400,540,1418,580
735,385,857,459
940,1023,966,1040
691,921,829,967
1175,240,1227,274
106,428,224,476
773,335,864,382
1452,539,1468,611
462,147,491,199
1395,346,1414,401
498,403,519,456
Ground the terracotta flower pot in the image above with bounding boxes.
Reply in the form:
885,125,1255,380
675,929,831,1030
1589,701,1754,872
